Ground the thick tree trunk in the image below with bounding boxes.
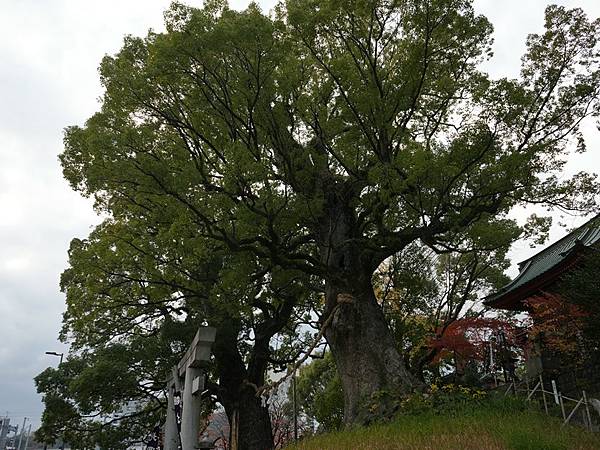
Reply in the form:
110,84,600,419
324,278,422,424
223,388,273,450
318,183,422,425
212,324,274,450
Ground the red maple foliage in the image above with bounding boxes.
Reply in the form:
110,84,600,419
428,317,518,364
525,292,588,355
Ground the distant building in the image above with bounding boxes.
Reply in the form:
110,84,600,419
485,215,600,394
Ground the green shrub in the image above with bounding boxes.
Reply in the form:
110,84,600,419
358,382,497,424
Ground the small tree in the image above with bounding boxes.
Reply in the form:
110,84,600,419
40,219,316,449
375,237,513,380
293,352,344,433
429,317,521,383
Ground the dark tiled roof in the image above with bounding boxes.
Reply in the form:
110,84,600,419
485,215,600,306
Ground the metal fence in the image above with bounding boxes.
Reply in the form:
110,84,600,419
502,375,598,432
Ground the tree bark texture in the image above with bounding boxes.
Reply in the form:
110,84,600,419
324,280,422,424
318,185,422,424
212,323,274,450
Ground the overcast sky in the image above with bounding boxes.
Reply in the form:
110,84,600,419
0,0,598,432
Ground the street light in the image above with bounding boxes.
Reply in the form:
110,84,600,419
45,351,64,365
44,352,65,449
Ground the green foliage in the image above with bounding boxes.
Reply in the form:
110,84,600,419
42,212,314,446
415,383,488,415
39,219,212,445
56,0,600,433
294,352,344,432
34,338,171,449
357,382,490,425
61,0,600,287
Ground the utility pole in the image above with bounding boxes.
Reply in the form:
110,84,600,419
23,424,32,450
17,418,27,450
293,370,298,442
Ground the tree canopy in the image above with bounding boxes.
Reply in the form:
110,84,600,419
58,0,600,429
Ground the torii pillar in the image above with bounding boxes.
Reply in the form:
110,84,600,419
165,326,216,450
164,367,181,450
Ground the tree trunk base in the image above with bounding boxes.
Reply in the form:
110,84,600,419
325,286,423,424
225,387,273,450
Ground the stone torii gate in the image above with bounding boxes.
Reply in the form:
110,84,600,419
164,326,216,450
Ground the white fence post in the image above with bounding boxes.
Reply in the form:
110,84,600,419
582,390,593,432
562,397,583,428
540,375,548,415
559,393,567,421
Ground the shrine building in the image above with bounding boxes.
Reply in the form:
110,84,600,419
484,215,600,393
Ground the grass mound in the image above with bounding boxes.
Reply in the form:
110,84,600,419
287,396,599,450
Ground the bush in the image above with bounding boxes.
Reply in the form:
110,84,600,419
357,381,533,426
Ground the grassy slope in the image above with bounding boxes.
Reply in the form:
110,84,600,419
287,400,600,450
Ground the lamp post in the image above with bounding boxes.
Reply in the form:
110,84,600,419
44,352,65,449
45,352,64,365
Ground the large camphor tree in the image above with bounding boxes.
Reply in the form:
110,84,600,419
61,0,600,424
